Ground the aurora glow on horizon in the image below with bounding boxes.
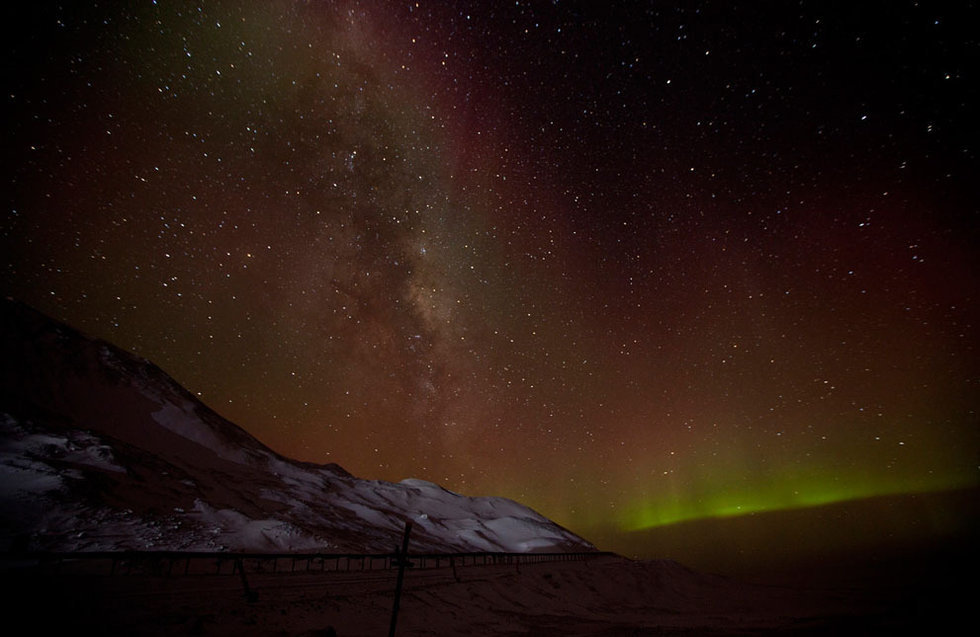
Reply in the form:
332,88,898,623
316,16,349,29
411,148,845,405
619,475,978,532
2,1,977,565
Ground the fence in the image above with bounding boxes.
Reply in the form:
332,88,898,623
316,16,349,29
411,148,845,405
1,549,616,577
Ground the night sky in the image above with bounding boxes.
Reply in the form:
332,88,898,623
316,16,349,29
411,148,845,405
3,1,977,564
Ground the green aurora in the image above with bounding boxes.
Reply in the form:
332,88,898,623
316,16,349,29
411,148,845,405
619,473,978,531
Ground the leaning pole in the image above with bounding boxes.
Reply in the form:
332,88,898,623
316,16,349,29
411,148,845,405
388,521,414,637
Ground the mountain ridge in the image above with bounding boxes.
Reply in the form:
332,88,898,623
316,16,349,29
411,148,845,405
0,297,594,554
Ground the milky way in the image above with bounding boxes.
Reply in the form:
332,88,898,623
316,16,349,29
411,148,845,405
3,1,977,561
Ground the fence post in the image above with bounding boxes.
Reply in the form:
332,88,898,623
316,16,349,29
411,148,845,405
388,521,413,637
235,558,258,603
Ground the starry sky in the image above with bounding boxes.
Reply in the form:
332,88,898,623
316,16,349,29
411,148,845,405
2,1,977,564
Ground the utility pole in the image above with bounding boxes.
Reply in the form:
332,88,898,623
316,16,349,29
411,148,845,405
388,521,414,637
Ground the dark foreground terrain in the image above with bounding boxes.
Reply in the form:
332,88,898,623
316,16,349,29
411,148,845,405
1,552,970,636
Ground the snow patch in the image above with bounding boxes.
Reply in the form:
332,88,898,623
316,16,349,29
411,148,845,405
151,401,225,451
187,500,323,552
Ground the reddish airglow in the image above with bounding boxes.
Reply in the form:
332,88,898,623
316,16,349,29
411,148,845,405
1,1,976,563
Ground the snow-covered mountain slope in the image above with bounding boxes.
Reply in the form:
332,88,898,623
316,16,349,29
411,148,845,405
0,298,594,554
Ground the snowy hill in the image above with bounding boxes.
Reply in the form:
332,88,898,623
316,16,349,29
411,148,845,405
0,298,594,554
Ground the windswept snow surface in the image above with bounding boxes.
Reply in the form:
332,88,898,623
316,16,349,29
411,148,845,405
7,552,960,636
0,298,593,554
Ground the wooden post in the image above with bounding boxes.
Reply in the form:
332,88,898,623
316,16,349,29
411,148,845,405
235,558,258,603
388,521,413,637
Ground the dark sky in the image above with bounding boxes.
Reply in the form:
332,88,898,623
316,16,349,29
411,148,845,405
2,0,977,560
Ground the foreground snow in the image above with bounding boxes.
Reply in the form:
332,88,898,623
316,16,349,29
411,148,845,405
3,552,963,636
